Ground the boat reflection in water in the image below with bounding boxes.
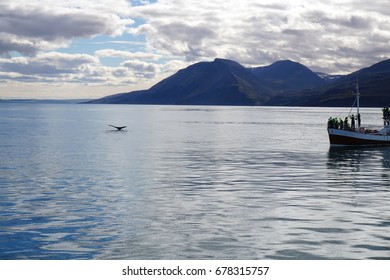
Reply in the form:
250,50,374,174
327,146,390,179
327,82,390,146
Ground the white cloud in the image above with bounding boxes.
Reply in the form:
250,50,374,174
95,49,161,60
0,0,134,56
130,0,390,73
0,51,161,91
121,60,159,78
0,52,98,76
0,52,115,86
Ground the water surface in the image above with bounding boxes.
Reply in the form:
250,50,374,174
1,104,390,259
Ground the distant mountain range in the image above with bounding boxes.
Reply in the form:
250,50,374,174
267,59,390,107
88,58,390,107
1,99,91,104
89,58,278,106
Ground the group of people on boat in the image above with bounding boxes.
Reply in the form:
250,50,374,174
327,113,361,131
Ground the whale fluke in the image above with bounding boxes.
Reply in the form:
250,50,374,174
109,125,127,131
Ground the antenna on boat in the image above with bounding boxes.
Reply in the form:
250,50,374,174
350,78,361,130
356,78,360,125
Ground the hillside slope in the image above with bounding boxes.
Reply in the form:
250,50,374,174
89,58,277,105
266,59,390,107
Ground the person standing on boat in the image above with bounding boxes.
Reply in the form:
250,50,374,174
383,108,389,120
351,114,355,131
357,113,361,128
344,117,349,130
328,117,334,128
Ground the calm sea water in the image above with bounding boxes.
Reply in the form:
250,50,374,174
1,103,390,259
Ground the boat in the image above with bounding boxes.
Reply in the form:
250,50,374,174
327,82,390,146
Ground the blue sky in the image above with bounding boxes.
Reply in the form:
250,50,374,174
0,0,389,99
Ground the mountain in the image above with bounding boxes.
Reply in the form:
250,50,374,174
89,58,277,106
266,59,390,107
89,57,390,107
250,60,327,93
90,59,325,105
0,99,91,104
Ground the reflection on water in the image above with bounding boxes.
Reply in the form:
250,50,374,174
328,146,390,177
1,104,390,259
325,146,390,260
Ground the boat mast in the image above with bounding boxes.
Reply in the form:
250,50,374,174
356,79,360,129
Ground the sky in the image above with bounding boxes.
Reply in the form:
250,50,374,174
0,0,389,99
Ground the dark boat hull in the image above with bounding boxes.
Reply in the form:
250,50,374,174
328,128,390,146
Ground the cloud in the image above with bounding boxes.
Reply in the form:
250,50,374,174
121,60,159,78
95,49,161,60
0,33,40,57
0,52,112,85
0,0,134,56
0,51,160,86
130,0,390,73
0,52,98,75
152,22,217,61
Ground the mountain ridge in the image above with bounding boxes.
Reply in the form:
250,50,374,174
251,60,327,93
90,58,279,105
266,58,390,107
88,58,390,107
